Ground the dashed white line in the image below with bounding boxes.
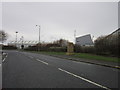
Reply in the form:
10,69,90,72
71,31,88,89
36,59,48,65
58,68,111,90
2,53,8,63
2,58,6,62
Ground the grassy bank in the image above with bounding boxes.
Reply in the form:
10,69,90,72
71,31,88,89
74,53,119,63
25,51,119,63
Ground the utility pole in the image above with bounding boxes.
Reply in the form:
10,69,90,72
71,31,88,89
36,25,40,51
20,36,24,49
74,30,76,44
2,32,4,52
92,35,94,42
15,31,18,48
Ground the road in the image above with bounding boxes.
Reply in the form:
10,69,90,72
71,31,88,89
0,51,2,89
2,50,119,89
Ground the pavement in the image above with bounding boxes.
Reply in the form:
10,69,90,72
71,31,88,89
2,50,119,89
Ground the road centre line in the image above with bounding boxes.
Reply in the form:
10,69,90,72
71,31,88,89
58,68,111,90
36,59,48,65
2,53,8,63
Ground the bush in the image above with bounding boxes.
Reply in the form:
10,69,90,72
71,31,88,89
81,46,96,54
49,47,67,52
25,45,67,52
74,44,95,54
2,45,17,50
25,46,38,51
95,34,119,57
74,44,82,53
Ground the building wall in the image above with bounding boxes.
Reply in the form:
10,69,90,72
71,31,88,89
76,34,93,46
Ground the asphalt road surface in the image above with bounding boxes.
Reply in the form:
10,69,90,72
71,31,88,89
2,50,119,89
0,52,2,89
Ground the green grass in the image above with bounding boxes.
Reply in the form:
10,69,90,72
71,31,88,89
39,51,65,55
25,50,119,63
73,53,119,63
26,51,65,55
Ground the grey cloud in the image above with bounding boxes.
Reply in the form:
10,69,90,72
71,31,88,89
2,2,118,43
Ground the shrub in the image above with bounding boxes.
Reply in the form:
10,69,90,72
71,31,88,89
49,47,67,52
94,34,119,57
81,46,96,54
74,44,95,54
74,44,82,53
2,45,17,50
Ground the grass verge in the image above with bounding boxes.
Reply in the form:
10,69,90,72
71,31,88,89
73,53,119,63
25,51,119,63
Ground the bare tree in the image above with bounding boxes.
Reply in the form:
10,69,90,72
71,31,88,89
0,30,8,43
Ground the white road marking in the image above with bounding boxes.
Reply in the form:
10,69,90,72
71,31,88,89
2,53,8,63
58,68,111,90
36,59,48,65
2,58,6,62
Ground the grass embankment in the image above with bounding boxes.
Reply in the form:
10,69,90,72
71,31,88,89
26,51,119,63
74,53,119,63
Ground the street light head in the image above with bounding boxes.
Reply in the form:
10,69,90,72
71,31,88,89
36,25,40,27
16,31,18,33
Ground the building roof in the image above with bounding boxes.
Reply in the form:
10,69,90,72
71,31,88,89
105,28,120,39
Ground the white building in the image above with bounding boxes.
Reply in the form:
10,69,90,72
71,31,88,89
76,34,94,46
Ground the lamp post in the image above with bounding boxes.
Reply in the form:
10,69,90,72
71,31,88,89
74,30,76,44
36,25,40,51
20,36,24,49
15,31,18,48
2,32,4,53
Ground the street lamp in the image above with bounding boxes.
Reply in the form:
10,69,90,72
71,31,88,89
2,32,4,52
20,36,24,49
74,30,76,44
15,31,18,48
36,25,40,51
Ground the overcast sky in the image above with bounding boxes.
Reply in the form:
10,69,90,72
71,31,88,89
1,2,118,44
